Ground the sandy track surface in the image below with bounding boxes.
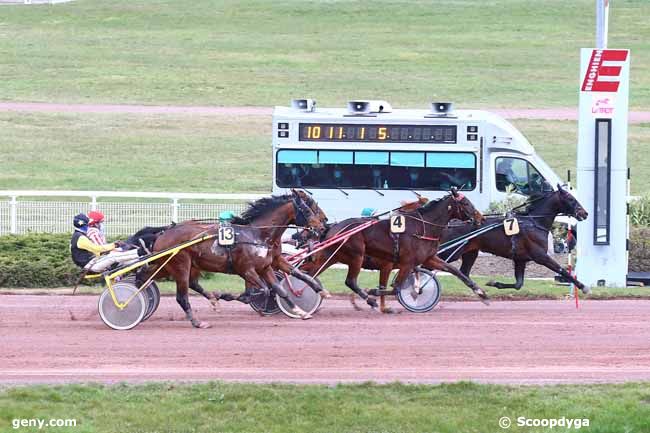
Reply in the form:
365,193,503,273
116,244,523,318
1,102,649,123
1,295,649,385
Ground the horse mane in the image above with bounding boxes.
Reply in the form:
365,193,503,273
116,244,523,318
516,190,555,215
399,196,429,212
417,194,449,213
231,194,291,225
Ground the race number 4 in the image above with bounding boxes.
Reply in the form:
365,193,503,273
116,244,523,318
390,215,406,234
218,226,235,245
503,218,520,236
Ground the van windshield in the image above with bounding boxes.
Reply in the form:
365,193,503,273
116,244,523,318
276,150,476,191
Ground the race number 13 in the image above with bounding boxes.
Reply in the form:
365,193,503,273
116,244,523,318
390,215,406,233
218,226,235,245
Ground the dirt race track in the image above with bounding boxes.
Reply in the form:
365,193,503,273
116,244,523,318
1,295,650,385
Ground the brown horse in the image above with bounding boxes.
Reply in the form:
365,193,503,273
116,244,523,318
216,189,332,304
438,185,589,292
300,189,489,308
140,191,326,328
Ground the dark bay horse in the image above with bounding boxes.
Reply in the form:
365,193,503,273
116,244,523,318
140,191,326,328
438,185,589,292
300,189,489,308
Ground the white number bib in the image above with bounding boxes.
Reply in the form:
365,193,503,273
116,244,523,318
390,215,406,234
218,226,235,245
503,218,520,236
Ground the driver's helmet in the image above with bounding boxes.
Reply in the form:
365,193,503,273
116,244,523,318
88,211,105,226
73,213,89,230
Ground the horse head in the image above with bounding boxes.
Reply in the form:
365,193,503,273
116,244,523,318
448,187,485,224
556,184,588,221
290,189,326,236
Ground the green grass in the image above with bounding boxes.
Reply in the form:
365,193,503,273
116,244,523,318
1,381,649,433
2,113,650,194
0,113,271,192
0,0,649,108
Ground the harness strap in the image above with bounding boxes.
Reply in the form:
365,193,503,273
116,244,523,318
391,233,400,264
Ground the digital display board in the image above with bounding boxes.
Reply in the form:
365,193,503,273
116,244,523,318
299,123,457,143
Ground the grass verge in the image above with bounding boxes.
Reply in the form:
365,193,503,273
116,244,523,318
1,1,649,109
2,113,650,194
1,381,649,433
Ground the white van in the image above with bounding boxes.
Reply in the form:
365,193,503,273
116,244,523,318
272,100,562,221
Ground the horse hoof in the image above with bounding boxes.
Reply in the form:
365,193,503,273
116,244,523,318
300,313,313,320
320,289,332,299
479,297,491,306
381,307,395,314
486,280,497,287
580,284,591,295
367,297,379,309
193,321,211,329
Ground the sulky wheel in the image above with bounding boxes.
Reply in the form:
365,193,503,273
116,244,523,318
396,268,441,313
276,275,322,319
249,286,282,316
119,276,159,322
141,282,161,321
98,281,146,330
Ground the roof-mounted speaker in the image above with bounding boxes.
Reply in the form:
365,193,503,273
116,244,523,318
430,102,454,116
347,100,392,115
291,98,316,112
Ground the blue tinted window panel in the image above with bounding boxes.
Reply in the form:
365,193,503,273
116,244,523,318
391,152,425,167
277,150,318,164
319,151,354,164
355,151,389,165
426,152,475,168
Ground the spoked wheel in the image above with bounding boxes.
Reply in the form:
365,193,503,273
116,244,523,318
396,268,441,313
249,286,281,316
98,281,146,330
276,275,322,319
120,276,160,322
142,282,160,321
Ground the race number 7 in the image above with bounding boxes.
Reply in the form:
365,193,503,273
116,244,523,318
390,215,406,233
218,226,235,245
503,217,520,236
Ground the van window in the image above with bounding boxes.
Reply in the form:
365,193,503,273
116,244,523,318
495,157,546,195
276,150,476,190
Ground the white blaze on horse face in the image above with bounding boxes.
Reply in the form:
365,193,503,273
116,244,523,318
255,246,268,258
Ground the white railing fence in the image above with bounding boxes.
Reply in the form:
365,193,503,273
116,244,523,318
0,191,266,237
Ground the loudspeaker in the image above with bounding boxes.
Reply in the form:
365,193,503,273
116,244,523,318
431,102,453,114
291,98,316,112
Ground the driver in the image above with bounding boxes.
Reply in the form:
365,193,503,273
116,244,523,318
70,212,146,272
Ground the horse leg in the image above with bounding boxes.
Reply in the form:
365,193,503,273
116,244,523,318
458,250,479,277
345,255,378,310
488,260,527,290
423,256,490,304
531,252,590,294
188,268,219,310
172,257,210,329
260,267,312,320
275,256,330,298
378,263,394,314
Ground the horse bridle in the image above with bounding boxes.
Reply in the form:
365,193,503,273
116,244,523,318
292,195,322,236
